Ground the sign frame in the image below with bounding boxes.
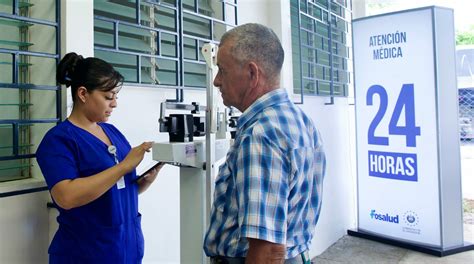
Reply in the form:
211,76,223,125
349,6,474,256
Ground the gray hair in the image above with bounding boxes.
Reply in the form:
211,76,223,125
220,23,284,81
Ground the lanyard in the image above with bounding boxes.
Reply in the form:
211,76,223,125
108,145,125,189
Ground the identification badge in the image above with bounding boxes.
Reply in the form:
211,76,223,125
108,145,125,189
117,176,126,189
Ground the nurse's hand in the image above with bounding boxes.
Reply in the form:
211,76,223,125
138,162,164,194
121,142,153,172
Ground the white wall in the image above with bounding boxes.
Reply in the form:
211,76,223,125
298,98,357,256
0,191,50,263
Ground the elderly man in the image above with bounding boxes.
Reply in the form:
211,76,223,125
204,23,326,264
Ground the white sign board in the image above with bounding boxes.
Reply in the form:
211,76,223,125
353,6,463,249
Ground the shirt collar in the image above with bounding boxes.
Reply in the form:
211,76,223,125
237,88,290,130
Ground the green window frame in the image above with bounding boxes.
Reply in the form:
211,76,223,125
0,0,61,182
291,0,351,99
94,0,238,89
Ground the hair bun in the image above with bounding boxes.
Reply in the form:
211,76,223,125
56,52,84,87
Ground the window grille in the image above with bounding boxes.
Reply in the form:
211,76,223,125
94,0,238,89
456,47,474,141
290,0,351,101
0,0,61,182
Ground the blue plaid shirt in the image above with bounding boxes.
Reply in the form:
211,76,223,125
204,89,326,258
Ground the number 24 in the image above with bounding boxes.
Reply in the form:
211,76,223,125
367,84,421,147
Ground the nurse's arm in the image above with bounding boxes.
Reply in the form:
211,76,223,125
51,142,152,209
51,161,131,210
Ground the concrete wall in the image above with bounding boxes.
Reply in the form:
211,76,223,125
0,191,50,263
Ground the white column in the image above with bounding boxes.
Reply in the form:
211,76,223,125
60,0,94,57
60,0,94,117
352,0,367,19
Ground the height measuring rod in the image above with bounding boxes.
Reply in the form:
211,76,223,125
202,43,218,262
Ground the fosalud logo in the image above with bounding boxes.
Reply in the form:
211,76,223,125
370,209,399,224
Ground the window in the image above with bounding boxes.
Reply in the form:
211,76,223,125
291,0,351,97
456,47,474,140
0,0,60,182
94,0,238,89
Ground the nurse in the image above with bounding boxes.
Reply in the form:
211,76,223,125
36,52,162,263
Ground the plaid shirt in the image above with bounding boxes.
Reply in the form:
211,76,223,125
204,89,326,259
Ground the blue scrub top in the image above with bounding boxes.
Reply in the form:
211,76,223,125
36,120,144,264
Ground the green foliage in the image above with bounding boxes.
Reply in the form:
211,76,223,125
457,25,474,45
464,199,474,213
366,3,394,16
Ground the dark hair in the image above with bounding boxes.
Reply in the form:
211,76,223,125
56,52,124,102
220,23,284,81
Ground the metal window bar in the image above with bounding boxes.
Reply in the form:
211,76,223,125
0,119,60,162
0,0,61,167
296,0,304,104
178,0,183,90
93,0,237,92
292,0,351,102
459,88,474,141
326,7,335,105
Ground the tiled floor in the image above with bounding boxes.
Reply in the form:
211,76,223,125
312,222,474,264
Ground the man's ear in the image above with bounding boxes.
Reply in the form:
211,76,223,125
248,61,259,88
77,86,88,103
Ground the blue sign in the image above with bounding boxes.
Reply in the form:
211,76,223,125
368,151,417,181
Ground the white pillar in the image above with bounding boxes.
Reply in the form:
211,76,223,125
60,0,94,117
352,0,367,19
60,0,94,57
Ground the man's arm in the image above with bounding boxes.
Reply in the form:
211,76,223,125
246,238,285,264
